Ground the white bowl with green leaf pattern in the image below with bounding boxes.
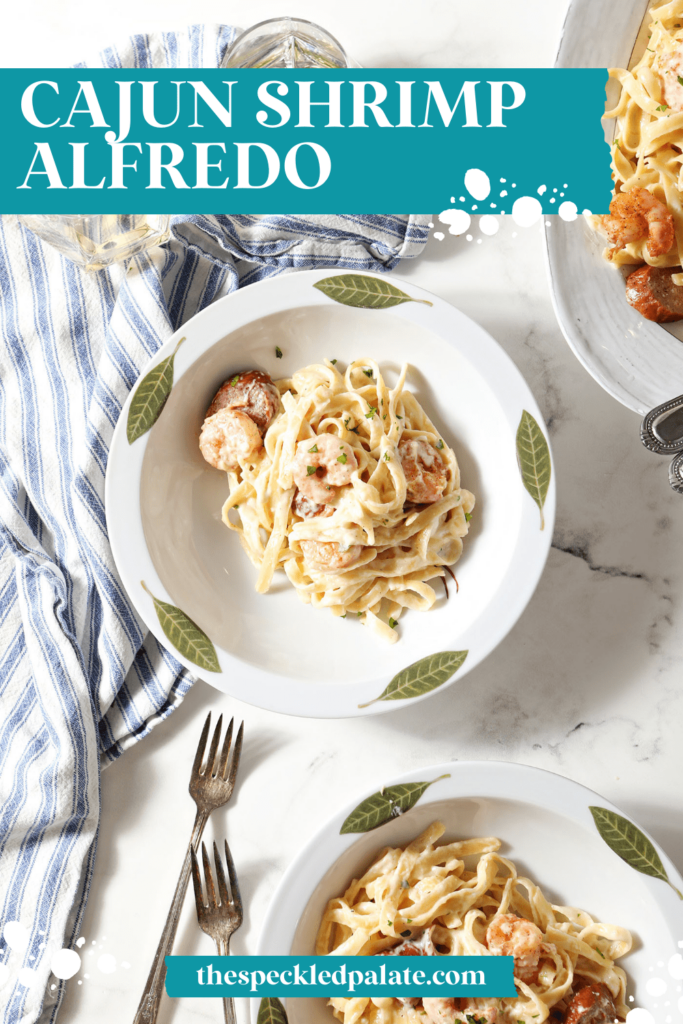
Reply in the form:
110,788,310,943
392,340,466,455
254,760,683,1024
106,270,555,718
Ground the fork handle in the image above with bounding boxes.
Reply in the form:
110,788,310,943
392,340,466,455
132,809,209,1024
217,938,237,1024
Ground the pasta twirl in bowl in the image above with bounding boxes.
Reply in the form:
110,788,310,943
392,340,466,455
316,822,630,1024
105,270,554,718
201,358,474,644
256,762,683,1024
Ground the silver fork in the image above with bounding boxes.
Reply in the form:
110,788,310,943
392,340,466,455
132,713,244,1024
191,840,244,1024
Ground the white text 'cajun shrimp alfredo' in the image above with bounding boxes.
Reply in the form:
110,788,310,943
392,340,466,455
316,822,632,1024
198,360,475,643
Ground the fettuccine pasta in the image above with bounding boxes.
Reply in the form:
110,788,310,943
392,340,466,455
594,0,683,280
316,822,631,1024
219,359,474,644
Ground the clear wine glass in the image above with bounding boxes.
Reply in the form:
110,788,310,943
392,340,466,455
17,214,172,271
222,17,351,69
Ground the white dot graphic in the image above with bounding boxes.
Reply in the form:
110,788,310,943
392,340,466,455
511,196,543,227
626,1011,655,1024
464,168,491,201
537,184,547,195
479,215,499,236
559,201,578,222
3,923,29,953
465,234,473,241
17,968,36,988
669,953,683,980
75,938,86,948
647,977,667,998
51,949,81,981
433,231,445,241
439,209,471,236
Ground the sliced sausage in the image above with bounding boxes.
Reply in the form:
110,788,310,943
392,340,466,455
206,370,280,434
625,265,683,322
564,982,620,1024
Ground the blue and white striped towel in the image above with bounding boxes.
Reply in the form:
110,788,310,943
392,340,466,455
0,25,431,1024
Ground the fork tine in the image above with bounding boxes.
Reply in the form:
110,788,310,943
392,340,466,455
224,839,243,917
213,841,231,908
191,713,212,779
218,718,234,781
201,842,218,910
226,722,244,788
206,714,223,776
190,844,205,911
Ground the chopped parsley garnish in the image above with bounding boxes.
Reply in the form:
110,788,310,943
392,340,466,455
678,75,683,86
465,511,473,522
308,444,318,453
341,613,346,619
384,452,390,461
306,466,316,476
357,611,363,617
343,418,350,428
647,47,654,51
396,414,402,419
331,358,338,365
436,439,444,449
275,346,283,358
596,948,605,959
350,426,360,434
337,452,348,464
365,406,377,418
234,504,239,509
230,374,239,386
362,368,373,377
387,920,392,926
657,103,668,111
383,414,387,420
389,618,398,629
406,919,412,923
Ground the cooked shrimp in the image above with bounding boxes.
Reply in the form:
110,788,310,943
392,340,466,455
399,439,447,504
292,490,334,520
658,45,683,112
594,187,675,259
299,540,362,573
292,434,358,504
486,913,543,982
422,998,500,1024
207,370,280,434
199,408,262,472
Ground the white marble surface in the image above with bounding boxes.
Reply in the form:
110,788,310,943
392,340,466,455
7,0,683,1021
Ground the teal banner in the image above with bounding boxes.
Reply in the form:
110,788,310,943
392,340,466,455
164,954,517,998
0,68,610,214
